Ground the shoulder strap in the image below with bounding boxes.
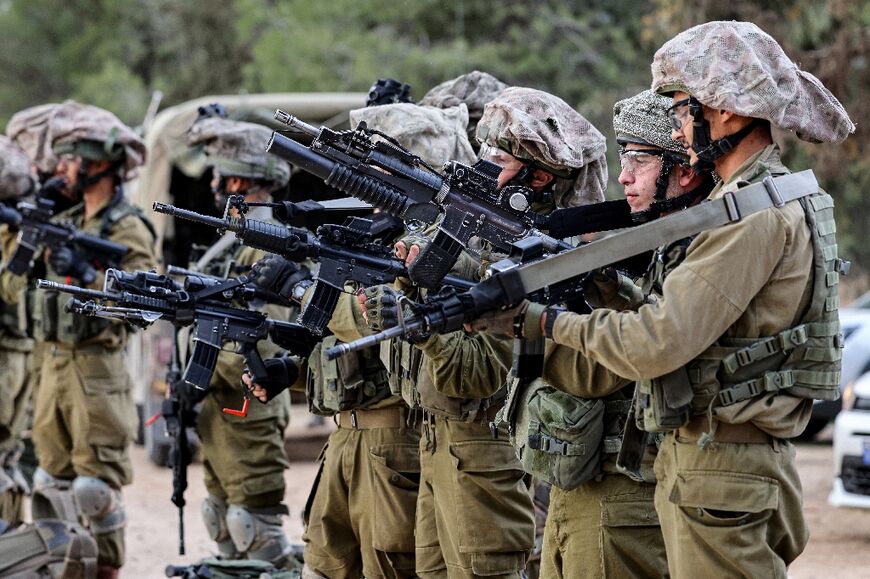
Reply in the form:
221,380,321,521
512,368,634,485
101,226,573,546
501,171,820,299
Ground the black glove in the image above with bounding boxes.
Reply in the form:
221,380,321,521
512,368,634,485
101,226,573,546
248,357,299,403
48,245,77,276
249,254,311,298
360,285,400,332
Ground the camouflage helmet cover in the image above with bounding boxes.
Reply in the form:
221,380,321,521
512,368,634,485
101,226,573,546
651,21,854,144
349,103,477,168
419,70,508,136
6,103,61,174
47,101,147,178
0,136,37,200
187,117,291,189
613,89,687,158
476,87,607,207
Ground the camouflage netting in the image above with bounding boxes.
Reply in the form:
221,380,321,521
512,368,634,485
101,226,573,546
6,103,61,174
477,87,607,207
349,103,477,168
419,71,508,141
0,136,37,200
187,117,291,188
48,101,147,178
613,90,687,158
652,21,855,144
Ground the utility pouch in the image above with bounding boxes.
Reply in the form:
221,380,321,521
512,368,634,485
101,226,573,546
635,366,693,432
505,378,606,490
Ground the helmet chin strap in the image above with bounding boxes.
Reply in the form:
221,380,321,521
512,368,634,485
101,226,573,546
630,152,711,224
73,160,121,198
688,97,763,173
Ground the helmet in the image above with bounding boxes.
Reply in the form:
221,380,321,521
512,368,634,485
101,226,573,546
187,117,291,189
0,136,37,200
48,101,146,180
476,87,607,207
349,103,477,168
420,71,508,143
6,103,62,174
652,21,854,145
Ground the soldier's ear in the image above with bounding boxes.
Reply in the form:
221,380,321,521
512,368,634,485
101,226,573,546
530,168,554,189
677,164,703,189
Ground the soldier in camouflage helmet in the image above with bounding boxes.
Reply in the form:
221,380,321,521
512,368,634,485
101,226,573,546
530,89,717,579
476,86,607,209
420,70,508,147
25,101,158,579
184,114,298,568
489,22,854,578
0,137,37,526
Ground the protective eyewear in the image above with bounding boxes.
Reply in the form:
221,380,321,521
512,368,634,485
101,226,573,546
666,98,692,131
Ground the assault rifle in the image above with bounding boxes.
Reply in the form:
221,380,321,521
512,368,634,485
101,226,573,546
265,111,573,289
37,269,319,391
323,169,825,360
152,202,475,334
0,196,128,284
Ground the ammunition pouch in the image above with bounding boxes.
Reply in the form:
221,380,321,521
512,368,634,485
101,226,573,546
0,519,97,579
306,337,390,416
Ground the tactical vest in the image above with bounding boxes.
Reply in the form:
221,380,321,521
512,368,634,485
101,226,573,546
306,336,391,416
384,337,504,421
32,200,155,345
636,189,843,433
0,519,98,579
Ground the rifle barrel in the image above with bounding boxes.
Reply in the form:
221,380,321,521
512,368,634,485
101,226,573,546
273,110,320,137
36,279,113,301
152,203,231,231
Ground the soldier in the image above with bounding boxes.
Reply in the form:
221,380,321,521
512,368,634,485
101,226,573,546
0,136,38,526
25,101,158,579
245,101,478,579
419,70,508,147
531,89,714,579
477,21,854,578
363,85,607,579
184,115,297,567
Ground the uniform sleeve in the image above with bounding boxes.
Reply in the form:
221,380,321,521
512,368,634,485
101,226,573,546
550,208,786,380
415,330,512,399
541,342,632,398
0,225,27,304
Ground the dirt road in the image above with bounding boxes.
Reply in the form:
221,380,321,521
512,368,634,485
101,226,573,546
122,425,870,578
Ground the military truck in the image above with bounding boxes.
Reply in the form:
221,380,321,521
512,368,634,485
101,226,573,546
126,92,366,465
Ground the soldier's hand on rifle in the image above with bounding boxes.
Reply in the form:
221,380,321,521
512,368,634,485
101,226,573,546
249,254,311,299
465,301,530,339
394,233,430,267
241,356,299,404
47,245,78,276
358,285,400,332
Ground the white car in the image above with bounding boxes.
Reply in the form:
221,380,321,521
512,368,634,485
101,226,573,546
829,370,870,508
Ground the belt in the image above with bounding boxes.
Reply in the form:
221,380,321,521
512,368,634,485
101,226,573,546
677,416,771,444
336,406,408,430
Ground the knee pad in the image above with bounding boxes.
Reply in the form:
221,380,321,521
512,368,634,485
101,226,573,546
201,495,239,559
226,504,291,565
71,476,126,534
31,467,78,523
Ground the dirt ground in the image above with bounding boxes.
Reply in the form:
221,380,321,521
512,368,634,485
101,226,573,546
119,419,870,578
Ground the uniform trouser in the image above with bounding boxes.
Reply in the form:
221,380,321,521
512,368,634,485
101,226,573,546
653,433,809,578
197,386,291,507
540,474,667,578
32,346,136,568
0,348,30,524
416,417,534,579
303,417,420,578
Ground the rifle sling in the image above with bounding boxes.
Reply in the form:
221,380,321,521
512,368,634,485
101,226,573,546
506,171,818,295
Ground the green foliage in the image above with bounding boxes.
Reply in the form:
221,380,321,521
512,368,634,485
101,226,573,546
0,0,865,273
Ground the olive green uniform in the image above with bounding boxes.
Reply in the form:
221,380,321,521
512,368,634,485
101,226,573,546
408,329,535,579
192,227,293,510
541,146,816,577
31,193,158,567
302,291,420,579
0,226,34,525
